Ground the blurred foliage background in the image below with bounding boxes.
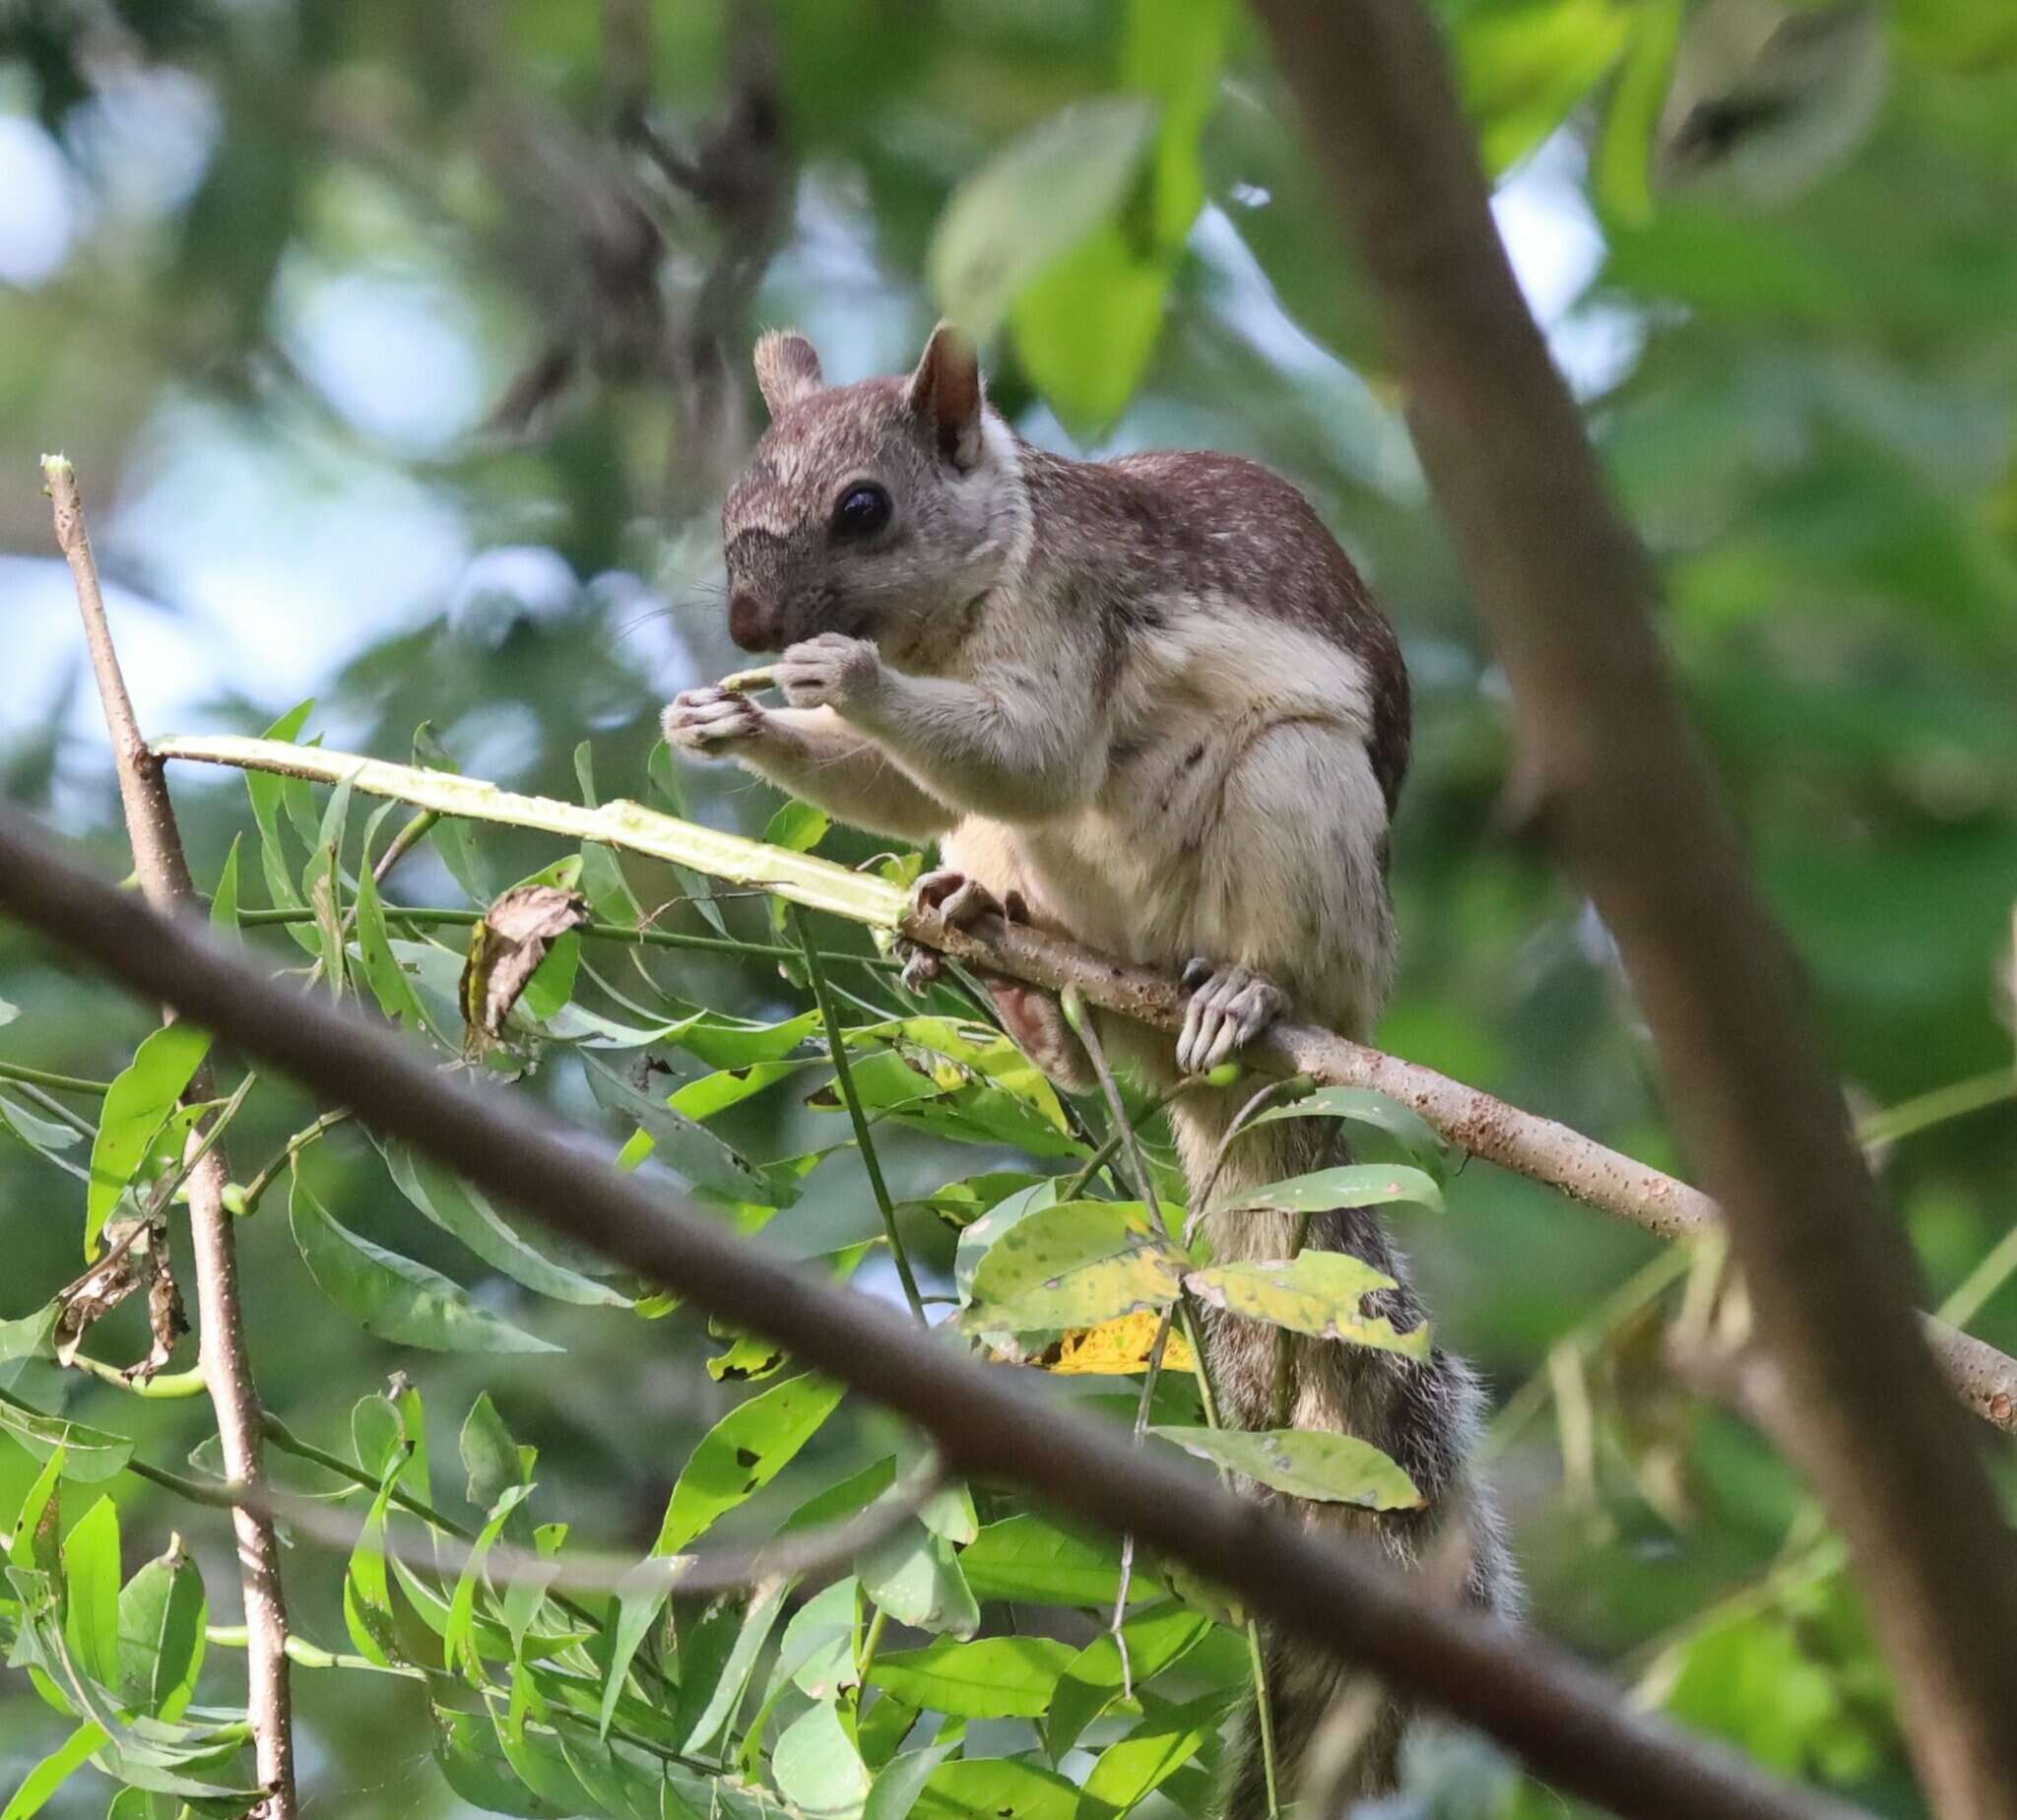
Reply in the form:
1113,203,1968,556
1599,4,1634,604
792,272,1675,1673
1,0,2014,1814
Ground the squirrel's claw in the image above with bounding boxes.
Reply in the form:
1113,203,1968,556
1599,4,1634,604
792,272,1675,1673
1177,962,1285,1075
900,871,1029,996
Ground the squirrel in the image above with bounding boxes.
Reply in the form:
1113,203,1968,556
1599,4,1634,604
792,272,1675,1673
665,324,1514,1812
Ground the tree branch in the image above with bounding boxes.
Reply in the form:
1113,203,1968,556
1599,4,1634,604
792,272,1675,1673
0,805,1873,1820
41,458,296,1819
1238,4,2017,1811
150,732,2017,1435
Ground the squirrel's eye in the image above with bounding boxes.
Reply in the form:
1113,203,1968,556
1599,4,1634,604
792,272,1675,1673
831,483,892,539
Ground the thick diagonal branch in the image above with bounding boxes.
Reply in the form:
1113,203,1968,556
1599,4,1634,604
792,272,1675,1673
1238,6,2017,1812
0,807,1869,1820
42,458,295,1818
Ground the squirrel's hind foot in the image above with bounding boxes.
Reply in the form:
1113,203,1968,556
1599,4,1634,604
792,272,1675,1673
1176,959,1285,1075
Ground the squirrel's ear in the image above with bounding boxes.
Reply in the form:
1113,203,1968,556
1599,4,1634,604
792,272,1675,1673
906,322,984,471
752,331,823,418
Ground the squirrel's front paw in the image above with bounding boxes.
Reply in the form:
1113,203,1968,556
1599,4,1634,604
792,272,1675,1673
663,686,766,755
776,633,882,713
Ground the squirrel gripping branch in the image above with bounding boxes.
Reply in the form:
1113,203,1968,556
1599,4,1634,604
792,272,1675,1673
665,324,1516,1812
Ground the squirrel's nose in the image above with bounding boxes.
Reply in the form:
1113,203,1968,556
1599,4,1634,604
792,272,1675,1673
728,589,779,652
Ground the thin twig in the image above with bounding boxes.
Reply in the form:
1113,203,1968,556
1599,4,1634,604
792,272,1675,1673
793,905,927,1324
43,455,296,1818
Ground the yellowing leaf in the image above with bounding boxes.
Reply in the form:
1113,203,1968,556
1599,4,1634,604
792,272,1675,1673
1043,1309,1196,1376
1183,1254,1431,1360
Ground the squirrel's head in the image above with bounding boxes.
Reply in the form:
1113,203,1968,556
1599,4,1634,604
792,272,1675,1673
718,324,1028,657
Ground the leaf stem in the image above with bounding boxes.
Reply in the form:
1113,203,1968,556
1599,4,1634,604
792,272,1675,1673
793,905,927,1325
235,903,899,969
238,1110,353,1215
67,1353,208,1398
857,1604,889,1685
0,1057,111,1098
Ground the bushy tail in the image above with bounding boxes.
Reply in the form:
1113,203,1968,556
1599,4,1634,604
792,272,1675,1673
1166,1095,1516,1816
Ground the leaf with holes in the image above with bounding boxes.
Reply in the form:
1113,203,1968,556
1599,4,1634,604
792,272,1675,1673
1184,1253,1430,1359
584,1054,783,1205
1151,1425,1421,1509
657,1372,846,1554
964,1200,1183,1333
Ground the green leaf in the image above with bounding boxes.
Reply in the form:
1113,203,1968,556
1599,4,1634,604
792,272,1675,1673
706,1331,789,1384
656,1373,846,1554
857,1519,980,1640
353,866,433,1036
0,1305,56,1393
1457,0,1632,175
412,723,493,903
764,800,831,854
869,1636,1076,1719
434,1705,565,1817
676,1579,790,1754
958,1513,1140,1607
0,1391,132,1481
964,1201,1182,1332
912,1755,1080,1820
461,1391,529,1511
86,1020,213,1255
1227,1164,1444,1216
1250,1087,1449,1172
954,1181,1061,1302
60,1495,121,1689
301,768,358,996
1150,1425,1421,1509
929,98,1160,337
115,1539,206,1721
1595,0,1684,228
0,1722,108,1820
668,1061,810,1123
289,1166,558,1353
1012,226,1171,436
1047,1599,1214,1758
208,835,242,934
864,1738,961,1820
584,1054,785,1205
444,1482,534,1677
247,701,315,949
379,1139,630,1308
774,1698,871,1816
1125,0,1230,247
342,1459,405,1666
1183,1254,1430,1359
1082,1689,1235,1816
778,1575,860,1700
